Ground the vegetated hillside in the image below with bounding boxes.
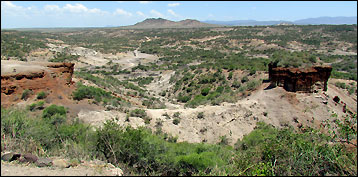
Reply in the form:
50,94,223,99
1,24,357,175
122,18,220,29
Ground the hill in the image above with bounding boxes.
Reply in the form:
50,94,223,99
122,18,220,29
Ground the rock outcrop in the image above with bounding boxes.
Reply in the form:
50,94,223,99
268,62,332,92
1,60,75,107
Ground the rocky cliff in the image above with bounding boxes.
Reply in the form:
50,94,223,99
268,62,332,92
1,60,75,107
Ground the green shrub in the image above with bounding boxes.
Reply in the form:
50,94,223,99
21,89,32,100
197,112,204,119
173,112,181,118
201,87,211,96
348,87,356,95
175,151,217,174
246,80,261,91
36,91,47,99
130,109,147,118
335,82,347,89
241,76,249,83
42,104,66,119
233,121,356,176
216,86,224,93
228,72,233,80
72,82,112,102
177,94,191,103
173,117,181,125
218,135,229,145
28,100,45,111
232,80,241,88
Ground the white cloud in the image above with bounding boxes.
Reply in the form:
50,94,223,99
1,1,17,8
63,3,88,13
88,8,102,14
150,9,164,18
139,1,150,4
1,1,132,28
168,9,179,17
1,1,32,17
136,11,145,16
168,3,180,7
114,8,132,16
43,3,108,15
44,5,61,12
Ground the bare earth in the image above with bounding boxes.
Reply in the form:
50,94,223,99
1,160,123,176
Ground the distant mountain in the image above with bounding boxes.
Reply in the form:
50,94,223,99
203,16,357,26
293,16,357,25
122,18,220,29
203,20,293,26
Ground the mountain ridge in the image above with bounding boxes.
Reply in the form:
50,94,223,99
202,16,357,26
122,18,220,29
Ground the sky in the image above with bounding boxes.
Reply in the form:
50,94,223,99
1,1,357,28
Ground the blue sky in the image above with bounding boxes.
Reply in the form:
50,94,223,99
1,1,357,28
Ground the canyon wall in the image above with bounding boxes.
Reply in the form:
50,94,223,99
1,60,75,107
268,62,332,92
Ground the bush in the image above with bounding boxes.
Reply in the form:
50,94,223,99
28,100,45,111
233,121,356,176
228,72,233,80
175,152,217,174
201,87,211,96
72,82,112,102
177,94,191,103
42,104,67,119
232,80,241,89
246,79,261,91
173,112,181,118
241,76,249,83
335,82,347,89
216,86,224,93
173,118,181,125
21,89,32,100
36,91,47,99
130,109,147,118
197,112,204,119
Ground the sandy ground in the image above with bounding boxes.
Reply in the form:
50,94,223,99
1,60,51,75
1,160,123,176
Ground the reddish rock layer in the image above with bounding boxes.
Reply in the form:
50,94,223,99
268,62,332,92
1,62,75,107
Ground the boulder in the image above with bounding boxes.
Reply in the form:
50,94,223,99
22,153,38,163
35,157,53,167
52,159,70,168
1,152,21,162
107,167,124,176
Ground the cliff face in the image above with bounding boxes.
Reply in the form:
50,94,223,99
268,62,332,92
1,61,75,107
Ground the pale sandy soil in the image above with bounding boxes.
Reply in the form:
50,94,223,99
1,160,123,176
1,60,53,75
